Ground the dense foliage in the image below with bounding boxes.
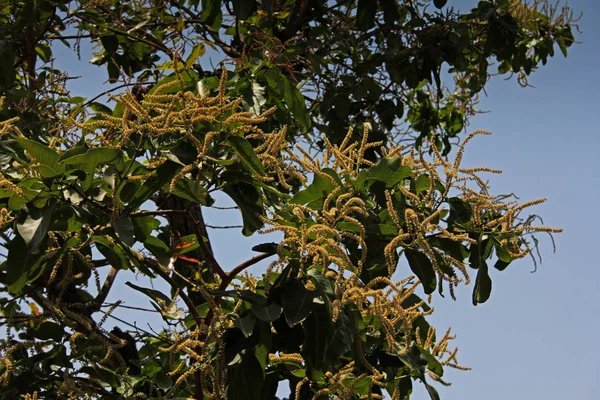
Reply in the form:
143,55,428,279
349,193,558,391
0,1,576,399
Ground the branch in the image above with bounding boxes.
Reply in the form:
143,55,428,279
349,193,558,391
91,267,118,313
219,253,274,291
130,209,189,217
141,257,203,327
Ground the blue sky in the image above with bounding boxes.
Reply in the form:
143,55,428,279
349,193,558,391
48,0,600,398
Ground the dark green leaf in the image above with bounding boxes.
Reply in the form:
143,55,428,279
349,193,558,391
281,75,310,132
234,313,256,338
6,235,43,294
357,0,377,30
252,302,283,322
433,0,447,9
405,249,437,294
15,138,60,169
281,280,323,327
232,0,256,20
251,242,278,255
34,321,64,341
448,197,472,224
227,353,264,400
113,217,136,246
472,260,492,305
125,281,171,305
223,182,264,236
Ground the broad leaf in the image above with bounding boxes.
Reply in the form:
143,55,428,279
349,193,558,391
16,199,56,254
405,249,437,294
281,280,323,327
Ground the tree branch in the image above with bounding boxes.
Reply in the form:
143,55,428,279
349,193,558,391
141,257,203,327
91,267,118,313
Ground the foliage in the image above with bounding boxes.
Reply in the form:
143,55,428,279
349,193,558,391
0,0,575,399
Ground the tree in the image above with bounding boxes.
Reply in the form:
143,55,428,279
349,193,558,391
0,0,577,399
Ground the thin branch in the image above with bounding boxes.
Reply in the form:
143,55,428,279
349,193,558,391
205,224,243,229
92,267,118,312
79,82,154,109
130,209,188,217
141,257,203,327
219,253,274,291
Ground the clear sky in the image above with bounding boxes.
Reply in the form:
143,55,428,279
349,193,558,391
48,0,599,399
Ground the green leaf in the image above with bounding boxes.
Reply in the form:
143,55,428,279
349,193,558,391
0,40,16,91
173,234,200,255
251,242,278,255
16,199,56,254
291,171,337,207
227,353,264,400
357,0,377,30
405,250,437,295
281,280,323,327
448,197,472,224
472,260,492,305
93,236,131,270
123,160,180,215
302,306,332,372
281,75,311,132
171,177,212,205
367,156,412,188
60,147,121,166
6,235,43,294
433,0,447,9
15,138,64,178
223,182,264,236
113,217,136,246
252,302,283,322
34,321,64,341
201,0,223,30
125,281,171,305
228,136,265,176
185,43,206,68
414,174,430,194
234,313,256,338
232,0,256,20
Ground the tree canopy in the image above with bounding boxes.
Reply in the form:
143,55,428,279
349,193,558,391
0,1,577,399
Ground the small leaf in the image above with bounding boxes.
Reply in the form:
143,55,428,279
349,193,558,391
251,242,278,255
357,0,377,30
125,281,171,305
173,234,200,255
185,43,206,68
